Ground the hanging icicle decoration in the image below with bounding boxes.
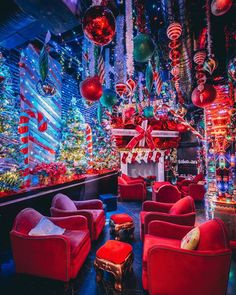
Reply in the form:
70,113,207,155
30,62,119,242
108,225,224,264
88,42,95,76
105,48,111,89
114,15,125,84
138,72,144,102
125,0,134,77
204,0,218,75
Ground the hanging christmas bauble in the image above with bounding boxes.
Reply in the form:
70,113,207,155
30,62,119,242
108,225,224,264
80,76,103,102
167,22,182,40
143,106,154,118
83,5,116,46
100,88,117,108
36,80,56,97
18,62,26,68
211,0,232,16
228,57,236,81
133,34,155,63
204,57,218,75
193,50,206,65
191,84,217,108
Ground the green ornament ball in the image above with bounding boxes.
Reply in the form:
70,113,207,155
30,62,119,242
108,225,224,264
133,34,156,63
143,106,154,118
100,88,117,108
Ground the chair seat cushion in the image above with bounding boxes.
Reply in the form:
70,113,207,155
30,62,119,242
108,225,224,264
143,234,180,270
110,213,133,224
64,229,90,258
96,240,132,264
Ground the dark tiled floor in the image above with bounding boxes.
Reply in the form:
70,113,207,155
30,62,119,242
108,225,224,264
0,201,235,295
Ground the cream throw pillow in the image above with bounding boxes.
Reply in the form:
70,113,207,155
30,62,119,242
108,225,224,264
181,227,200,250
29,217,65,236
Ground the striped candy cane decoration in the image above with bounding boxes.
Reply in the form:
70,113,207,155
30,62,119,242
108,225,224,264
18,109,48,187
85,123,93,159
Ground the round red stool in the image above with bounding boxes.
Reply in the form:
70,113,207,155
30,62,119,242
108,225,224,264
94,240,133,291
109,213,134,240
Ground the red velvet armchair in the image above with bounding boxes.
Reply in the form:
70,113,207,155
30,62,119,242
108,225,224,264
181,182,206,201
118,176,146,202
142,218,232,295
140,196,196,241
50,193,105,240
10,208,91,282
121,173,145,184
177,173,204,190
152,182,181,203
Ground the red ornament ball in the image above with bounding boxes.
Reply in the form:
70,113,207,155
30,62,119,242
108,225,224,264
0,75,5,83
83,5,116,46
191,84,217,108
80,76,103,102
211,0,232,16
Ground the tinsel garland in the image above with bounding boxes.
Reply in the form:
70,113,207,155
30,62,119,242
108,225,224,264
138,72,144,102
125,0,134,77
114,15,125,83
105,48,111,88
206,0,213,57
88,42,95,76
134,0,148,34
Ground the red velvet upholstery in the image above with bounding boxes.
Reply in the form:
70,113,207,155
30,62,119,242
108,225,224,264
96,240,132,264
143,219,232,295
50,193,105,240
110,213,133,224
181,183,206,201
140,196,196,241
177,173,204,190
10,208,91,282
152,183,181,203
121,173,145,184
118,177,146,202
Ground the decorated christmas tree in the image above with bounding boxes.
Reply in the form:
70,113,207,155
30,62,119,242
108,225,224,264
0,52,21,173
91,118,119,171
57,97,89,174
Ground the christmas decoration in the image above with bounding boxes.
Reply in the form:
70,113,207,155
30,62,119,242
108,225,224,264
154,71,163,96
58,98,89,174
191,84,217,108
125,0,134,76
133,34,155,63
193,50,207,92
203,56,218,75
100,88,117,108
85,123,93,160
114,15,125,84
83,5,116,46
80,76,103,102
98,52,105,84
0,171,22,192
145,61,154,94
143,106,154,118
18,109,48,187
211,0,233,16
228,57,236,82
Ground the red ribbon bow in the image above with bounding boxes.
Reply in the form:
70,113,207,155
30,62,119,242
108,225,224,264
126,125,155,150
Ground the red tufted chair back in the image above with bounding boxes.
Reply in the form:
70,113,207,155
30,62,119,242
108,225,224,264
197,218,230,251
51,193,77,211
169,196,195,215
153,184,181,203
13,208,42,235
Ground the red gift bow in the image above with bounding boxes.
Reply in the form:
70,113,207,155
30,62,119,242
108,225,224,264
126,125,155,150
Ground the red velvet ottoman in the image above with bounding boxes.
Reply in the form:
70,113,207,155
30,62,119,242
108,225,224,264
94,240,133,291
109,213,135,240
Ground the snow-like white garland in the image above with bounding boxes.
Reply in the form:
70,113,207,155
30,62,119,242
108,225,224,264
125,0,134,77
115,15,125,83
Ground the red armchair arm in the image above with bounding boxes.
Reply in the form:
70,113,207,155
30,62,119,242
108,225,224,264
48,215,88,231
10,231,71,282
148,220,194,239
142,201,173,213
188,183,206,201
144,212,196,236
50,208,94,238
74,199,103,210
147,246,231,295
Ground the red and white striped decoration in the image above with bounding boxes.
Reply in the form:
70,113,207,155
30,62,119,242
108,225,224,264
155,71,163,95
193,50,207,92
167,22,182,40
115,83,127,97
98,53,105,84
85,123,93,158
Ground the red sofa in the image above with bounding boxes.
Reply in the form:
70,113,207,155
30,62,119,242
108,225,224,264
10,208,91,282
140,196,196,241
152,182,181,203
50,193,105,241
142,218,231,295
118,176,147,202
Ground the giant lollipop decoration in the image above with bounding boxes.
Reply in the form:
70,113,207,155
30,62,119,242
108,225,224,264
83,5,116,46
